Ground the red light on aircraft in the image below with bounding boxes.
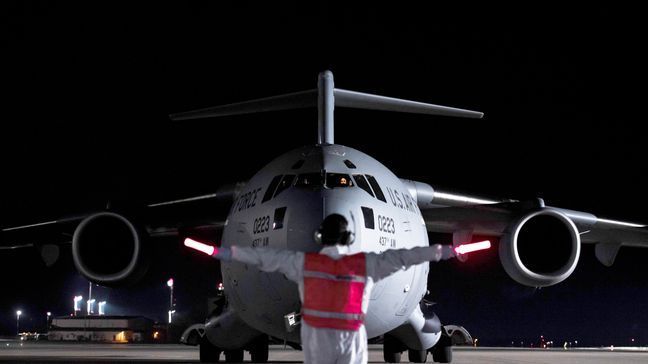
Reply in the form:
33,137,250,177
184,237,216,256
454,240,491,255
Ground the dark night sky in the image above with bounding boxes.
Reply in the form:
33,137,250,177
1,2,648,346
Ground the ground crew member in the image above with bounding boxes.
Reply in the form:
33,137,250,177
199,214,456,364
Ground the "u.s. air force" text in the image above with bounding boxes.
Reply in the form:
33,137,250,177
386,187,419,215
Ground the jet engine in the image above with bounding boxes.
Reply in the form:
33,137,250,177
72,212,149,287
499,209,581,287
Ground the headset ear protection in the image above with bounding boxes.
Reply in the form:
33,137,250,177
314,225,355,245
340,230,355,245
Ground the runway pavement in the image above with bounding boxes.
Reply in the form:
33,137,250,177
1,342,647,363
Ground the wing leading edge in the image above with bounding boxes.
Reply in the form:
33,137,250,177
402,178,648,267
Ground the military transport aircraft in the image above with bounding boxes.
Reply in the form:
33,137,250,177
2,71,648,363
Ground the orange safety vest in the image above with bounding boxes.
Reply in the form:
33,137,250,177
302,253,367,331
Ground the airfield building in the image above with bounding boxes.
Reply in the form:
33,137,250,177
48,316,155,343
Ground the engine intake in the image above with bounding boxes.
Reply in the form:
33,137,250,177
72,212,148,287
499,209,580,287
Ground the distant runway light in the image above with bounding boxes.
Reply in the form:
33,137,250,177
98,301,106,316
455,240,491,255
184,238,216,256
87,299,96,315
73,296,83,314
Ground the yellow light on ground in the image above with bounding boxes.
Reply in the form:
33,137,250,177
115,331,127,343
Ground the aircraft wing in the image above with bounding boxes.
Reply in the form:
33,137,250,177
401,179,648,272
143,182,244,238
1,182,244,268
422,199,647,235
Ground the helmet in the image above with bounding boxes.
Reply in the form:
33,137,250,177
314,214,355,246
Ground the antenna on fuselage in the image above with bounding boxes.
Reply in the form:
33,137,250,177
170,70,483,145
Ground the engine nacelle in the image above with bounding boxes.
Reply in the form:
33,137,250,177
499,209,581,287
72,212,149,287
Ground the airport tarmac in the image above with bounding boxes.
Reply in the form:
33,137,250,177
1,342,647,363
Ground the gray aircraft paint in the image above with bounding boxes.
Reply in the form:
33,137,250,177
220,144,431,342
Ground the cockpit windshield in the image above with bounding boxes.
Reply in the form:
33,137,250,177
326,173,354,188
295,172,354,189
295,173,323,188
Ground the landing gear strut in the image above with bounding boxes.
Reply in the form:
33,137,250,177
383,334,406,363
199,335,269,363
224,349,244,362
431,333,453,363
199,337,222,363
408,349,428,363
431,345,452,363
249,334,269,363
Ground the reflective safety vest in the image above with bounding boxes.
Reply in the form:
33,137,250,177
302,253,367,331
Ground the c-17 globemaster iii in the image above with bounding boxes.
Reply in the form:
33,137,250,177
3,71,648,363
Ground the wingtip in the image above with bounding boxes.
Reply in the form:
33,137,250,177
464,111,484,119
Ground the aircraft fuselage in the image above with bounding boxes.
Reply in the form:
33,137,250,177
220,143,430,342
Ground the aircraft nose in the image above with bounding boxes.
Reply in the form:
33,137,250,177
284,193,362,252
284,192,325,252
323,197,360,244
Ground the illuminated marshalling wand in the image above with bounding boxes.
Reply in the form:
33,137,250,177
184,238,217,256
184,237,491,257
454,240,491,255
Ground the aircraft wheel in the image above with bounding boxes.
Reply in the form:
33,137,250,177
408,349,428,363
249,335,269,363
431,345,452,363
224,349,244,363
199,338,222,363
383,335,402,363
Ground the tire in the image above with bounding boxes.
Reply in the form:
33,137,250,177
383,335,403,363
224,349,244,363
384,351,402,363
199,338,222,363
408,349,428,363
249,335,269,363
431,345,452,363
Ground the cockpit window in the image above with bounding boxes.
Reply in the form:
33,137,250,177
262,175,283,203
291,160,305,170
274,174,295,197
365,175,387,202
295,173,323,189
344,160,357,169
273,207,287,230
353,174,374,197
361,207,375,229
295,172,355,189
326,173,354,188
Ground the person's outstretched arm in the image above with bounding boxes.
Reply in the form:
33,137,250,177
366,244,455,282
213,246,304,283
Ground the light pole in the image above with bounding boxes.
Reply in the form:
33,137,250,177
46,312,51,329
167,278,174,307
16,310,22,335
87,299,96,315
167,278,174,324
98,301,106,316
73,296,83,316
